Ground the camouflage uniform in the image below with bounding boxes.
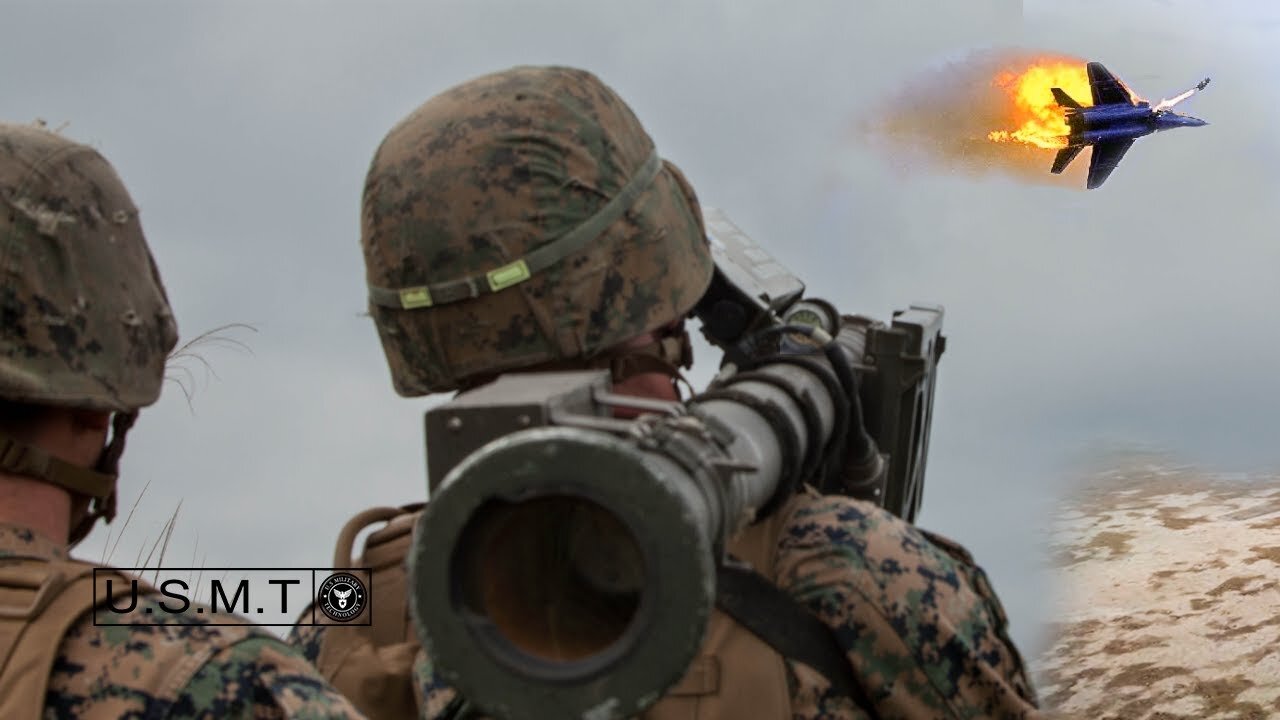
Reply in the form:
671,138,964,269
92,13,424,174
0,123,366,719
294,66,1040,719
403,487,1038,719
1,524,367,718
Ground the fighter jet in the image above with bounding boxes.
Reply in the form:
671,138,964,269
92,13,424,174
1050,62,1209,189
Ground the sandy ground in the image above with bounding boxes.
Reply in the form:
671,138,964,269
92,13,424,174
1033,458,1280,719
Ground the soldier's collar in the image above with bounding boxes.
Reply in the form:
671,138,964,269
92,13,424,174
0,523,67,562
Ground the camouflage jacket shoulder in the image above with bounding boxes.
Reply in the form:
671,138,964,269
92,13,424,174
777,488,1040,719
0,524,366,719
49,603,368,719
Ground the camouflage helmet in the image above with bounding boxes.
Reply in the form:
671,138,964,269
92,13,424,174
0,123,178,411
0,122,178,543
362,66,714,395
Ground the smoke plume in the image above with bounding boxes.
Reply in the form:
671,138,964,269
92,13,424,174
857,48,1090,187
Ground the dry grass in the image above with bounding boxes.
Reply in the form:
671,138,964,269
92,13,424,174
101,476,153,565
97,324,256,593
165,322,257,410
136,501,181,576
99,323,259,593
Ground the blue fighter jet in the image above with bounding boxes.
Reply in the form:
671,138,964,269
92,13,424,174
1050,62,1209,189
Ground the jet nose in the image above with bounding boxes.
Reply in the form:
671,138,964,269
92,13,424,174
1157,112,1208,130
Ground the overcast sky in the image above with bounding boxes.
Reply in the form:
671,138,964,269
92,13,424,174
5,0,1278,655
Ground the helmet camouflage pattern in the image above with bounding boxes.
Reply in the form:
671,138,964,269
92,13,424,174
0,123,178,412
362,65,714,395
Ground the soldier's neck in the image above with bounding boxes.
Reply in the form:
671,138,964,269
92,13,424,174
0,472,71,544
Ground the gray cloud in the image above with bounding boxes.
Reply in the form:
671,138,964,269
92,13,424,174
6,0,1278,657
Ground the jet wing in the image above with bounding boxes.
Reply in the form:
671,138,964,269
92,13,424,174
1086,138,1136,189
1051,144,1085,174
1087,62,1134,106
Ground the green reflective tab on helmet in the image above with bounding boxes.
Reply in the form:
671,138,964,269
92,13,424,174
487,260,530,292
400,287,433,309
366,149,661,311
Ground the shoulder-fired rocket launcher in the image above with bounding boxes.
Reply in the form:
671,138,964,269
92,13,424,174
408,210,946,720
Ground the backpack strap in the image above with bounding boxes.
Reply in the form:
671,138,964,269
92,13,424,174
714,563,877,716
0,559,148,720
312,505,423,719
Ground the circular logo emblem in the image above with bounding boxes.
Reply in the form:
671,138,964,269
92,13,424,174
317,573,367,622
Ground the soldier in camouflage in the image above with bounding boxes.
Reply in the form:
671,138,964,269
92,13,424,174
293,66,1041,719
0,123,367,719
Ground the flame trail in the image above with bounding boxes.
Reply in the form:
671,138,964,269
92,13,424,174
858,48,1091,187
987,62,1092,149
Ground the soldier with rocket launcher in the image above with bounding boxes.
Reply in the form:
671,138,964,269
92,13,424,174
291,65,1041,720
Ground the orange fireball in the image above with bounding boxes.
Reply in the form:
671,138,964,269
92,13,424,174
988,61,1091,149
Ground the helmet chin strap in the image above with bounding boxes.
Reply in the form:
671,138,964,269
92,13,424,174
67,411,136,547
0,411,136,548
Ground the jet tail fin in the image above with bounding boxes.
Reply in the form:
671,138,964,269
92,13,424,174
1051,87,1083,109
1051,145,1084,174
